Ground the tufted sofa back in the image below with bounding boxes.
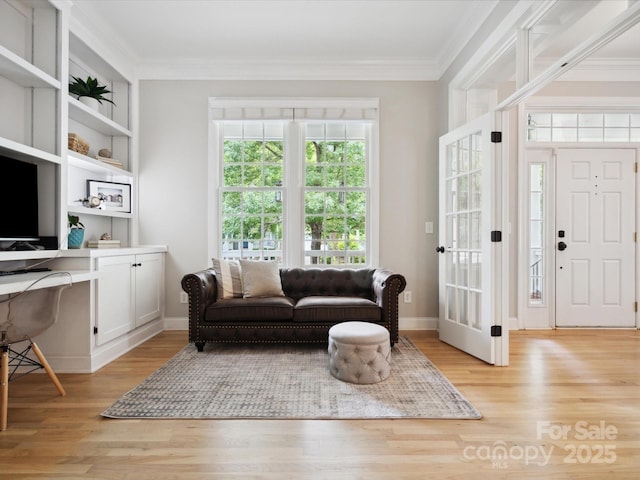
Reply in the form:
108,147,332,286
280,268,375,301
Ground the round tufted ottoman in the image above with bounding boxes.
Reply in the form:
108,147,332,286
328,321,391,384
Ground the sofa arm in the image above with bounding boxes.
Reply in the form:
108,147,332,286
372,268,407,345
181,269,218,338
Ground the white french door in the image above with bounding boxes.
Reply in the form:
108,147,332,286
438,113,507,365
555,148,636,327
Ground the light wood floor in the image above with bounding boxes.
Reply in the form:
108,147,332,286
0,329,638,479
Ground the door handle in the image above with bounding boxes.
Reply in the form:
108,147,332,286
557,241,567,251
436,246,445,253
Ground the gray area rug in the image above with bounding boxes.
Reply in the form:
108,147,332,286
101,336,481,419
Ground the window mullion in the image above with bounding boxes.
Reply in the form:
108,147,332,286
283,121,304,267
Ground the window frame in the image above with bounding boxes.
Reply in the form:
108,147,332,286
208,97,380,268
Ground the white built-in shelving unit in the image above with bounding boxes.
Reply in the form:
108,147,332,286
0,0,165,372
0,0,136,255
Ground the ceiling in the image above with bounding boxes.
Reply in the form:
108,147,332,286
70,0,639,82
70,0,497,80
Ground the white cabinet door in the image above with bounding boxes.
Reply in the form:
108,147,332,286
135,253,163,327
96,255,135,345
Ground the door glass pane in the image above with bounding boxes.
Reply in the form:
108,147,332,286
446,250,455,284
447,144,457,176
441,126,489,353
458,289,468,326
458,213,468,249
446,286,456,322
457,176,468,211
470,212,481,249
470,291,481,330
448,215,457,249
470,252,482,289
457,252,468,288
459,137,469,172
470,172,481,210
471,134,482,170
529,163,545,305
447,179,457,213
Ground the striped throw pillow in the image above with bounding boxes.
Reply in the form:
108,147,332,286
212,258,243,300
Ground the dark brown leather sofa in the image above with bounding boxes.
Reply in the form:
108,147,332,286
181,267,406,351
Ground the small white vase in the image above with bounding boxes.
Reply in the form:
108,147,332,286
79,96,100,111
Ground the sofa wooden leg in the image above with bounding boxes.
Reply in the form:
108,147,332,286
195,342,205,352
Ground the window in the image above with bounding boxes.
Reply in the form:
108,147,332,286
209,98,379,267
529,163,544,305
527,112,640,142
220,122,284,262
304,123,367,265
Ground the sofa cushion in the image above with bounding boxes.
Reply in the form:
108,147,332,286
293,296,381,323
204,296,294,323
212,258,243,300
240,260,285,298
280,268,375,301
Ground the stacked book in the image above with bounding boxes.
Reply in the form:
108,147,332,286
87,240,121,249
96,155,124,169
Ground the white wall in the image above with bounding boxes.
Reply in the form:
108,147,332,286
137,80,439,323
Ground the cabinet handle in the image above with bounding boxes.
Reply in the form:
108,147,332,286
132,263,142,267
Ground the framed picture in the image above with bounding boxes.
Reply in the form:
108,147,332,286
87,180,131,213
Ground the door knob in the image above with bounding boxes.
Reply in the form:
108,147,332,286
436,246,445,253
558,241,567,251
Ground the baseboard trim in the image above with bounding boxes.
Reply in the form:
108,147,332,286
165,316,188,330
399,317,438,330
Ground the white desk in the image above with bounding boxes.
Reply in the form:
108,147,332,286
0,270,97,296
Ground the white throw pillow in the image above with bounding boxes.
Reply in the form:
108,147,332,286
212,258,243,300
239,260,284,298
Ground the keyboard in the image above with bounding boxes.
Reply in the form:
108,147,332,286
0,267,52,276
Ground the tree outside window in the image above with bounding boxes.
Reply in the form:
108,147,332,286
218,119,371,266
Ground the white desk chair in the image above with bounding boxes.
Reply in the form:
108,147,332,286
0,272,72,431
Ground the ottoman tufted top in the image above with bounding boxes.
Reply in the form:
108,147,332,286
328,321,389,345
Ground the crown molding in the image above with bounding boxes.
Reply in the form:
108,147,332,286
135,58,440,81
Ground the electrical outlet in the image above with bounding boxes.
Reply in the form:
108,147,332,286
180,292,188,304
403,291,412,303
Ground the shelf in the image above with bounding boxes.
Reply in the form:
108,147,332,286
68,96,132,137
67,205,133,219
68,150,132,177
0,136,62,164
0,44,61,89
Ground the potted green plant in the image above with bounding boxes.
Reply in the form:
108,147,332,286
68,214,85,249
69,76,115,110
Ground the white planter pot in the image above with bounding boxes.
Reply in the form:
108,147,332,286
79,96,100,111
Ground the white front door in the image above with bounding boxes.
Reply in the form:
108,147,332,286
438,113,507,365
555,148,636,327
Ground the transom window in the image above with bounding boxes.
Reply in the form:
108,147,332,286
527,112,640,142
209,98,379,267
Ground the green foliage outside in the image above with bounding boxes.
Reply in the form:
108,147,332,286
220,126,367,264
